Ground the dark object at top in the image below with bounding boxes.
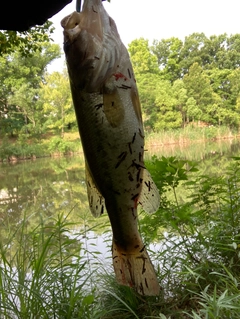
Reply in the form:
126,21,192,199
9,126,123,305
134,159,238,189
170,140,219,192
0,0,72,31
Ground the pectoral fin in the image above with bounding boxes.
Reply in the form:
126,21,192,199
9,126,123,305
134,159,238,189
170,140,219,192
103,89,125,128
138,169,160,214
85,162,105,217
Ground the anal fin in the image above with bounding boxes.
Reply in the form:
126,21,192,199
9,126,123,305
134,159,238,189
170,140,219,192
138,169,160,214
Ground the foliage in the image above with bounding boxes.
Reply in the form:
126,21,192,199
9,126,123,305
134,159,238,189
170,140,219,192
128,38,160,75
0,135,45,160
0,43,61,137
139,156,240,317
0,134,82,161
40,70,76,137
128,33,240,130
0,21,54,56
153,80,183,130
47,136,74,154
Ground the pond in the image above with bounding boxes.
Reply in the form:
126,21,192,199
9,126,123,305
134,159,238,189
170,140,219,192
0,138,240,264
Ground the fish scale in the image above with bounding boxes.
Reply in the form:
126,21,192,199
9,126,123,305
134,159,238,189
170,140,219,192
61,0,161,296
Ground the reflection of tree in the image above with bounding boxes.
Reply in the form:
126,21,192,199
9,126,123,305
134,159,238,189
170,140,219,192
0,156,94,246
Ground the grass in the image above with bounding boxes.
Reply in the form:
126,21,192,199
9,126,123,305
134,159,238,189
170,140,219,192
145,126,237,148
0,212,99,319
1,156,240,318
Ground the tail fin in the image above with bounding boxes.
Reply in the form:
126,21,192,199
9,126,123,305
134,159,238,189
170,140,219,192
112,241,160,296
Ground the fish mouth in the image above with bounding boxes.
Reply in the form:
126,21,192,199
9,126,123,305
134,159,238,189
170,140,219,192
61,12,82,45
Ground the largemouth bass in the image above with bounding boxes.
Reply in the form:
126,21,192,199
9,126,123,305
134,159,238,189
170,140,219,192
61,0,160,296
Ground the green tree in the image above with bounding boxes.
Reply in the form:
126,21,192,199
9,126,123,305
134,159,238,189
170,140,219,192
128,38,159,75
152,37,183,81
40,70,75,137
227,69,240,105
9,84,43,134
0,43,61,136
136,73,162,130
130,33,240,130
179,33,208,74
183,63,216,124
186,97,201,123
217,34,240,69
172,79,188,126
206,68,240,127
152,33,240,79
201,34,228,69
154,80,182,130
0,21,54,56
128,38,161,131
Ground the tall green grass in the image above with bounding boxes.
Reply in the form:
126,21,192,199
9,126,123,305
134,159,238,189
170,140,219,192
146,126,236,147
0,212,102,319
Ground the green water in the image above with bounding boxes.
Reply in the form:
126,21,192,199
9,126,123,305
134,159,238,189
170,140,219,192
1,139,240,236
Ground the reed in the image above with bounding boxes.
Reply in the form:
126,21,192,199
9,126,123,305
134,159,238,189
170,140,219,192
145,126,237,148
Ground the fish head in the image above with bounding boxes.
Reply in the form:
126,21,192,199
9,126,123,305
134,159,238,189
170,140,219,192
61,11,82,46
61,0,121,91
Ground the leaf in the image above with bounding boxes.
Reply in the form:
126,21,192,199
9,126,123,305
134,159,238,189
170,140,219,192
82,294,94,306
166,167,176,174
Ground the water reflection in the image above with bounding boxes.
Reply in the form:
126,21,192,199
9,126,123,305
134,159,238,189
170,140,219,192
0,155,88,220
145,138,240,161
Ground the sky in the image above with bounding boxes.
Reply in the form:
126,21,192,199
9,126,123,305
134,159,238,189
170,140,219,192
48,0,240,72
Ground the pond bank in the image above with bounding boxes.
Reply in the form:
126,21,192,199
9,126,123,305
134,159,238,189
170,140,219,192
0,126,239,163
0,134,83,163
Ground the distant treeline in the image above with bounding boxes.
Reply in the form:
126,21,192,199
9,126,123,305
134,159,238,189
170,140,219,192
1,32,240,139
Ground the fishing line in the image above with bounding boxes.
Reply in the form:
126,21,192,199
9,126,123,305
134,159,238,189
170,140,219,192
76,0,106,12
76,0,81,12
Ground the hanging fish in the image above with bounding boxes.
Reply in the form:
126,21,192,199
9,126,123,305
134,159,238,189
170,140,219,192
61,0,160,296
